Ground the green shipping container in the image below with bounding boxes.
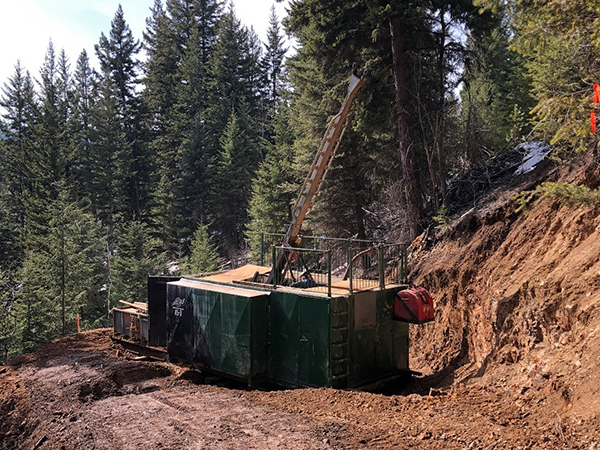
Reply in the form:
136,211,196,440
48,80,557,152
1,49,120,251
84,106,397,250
166,278,270,386
269,288,409,389
165,268,410,389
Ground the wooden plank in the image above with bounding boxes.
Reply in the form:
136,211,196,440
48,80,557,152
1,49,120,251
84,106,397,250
118,300,148,311
111,336,167,361
200,264,271,283
170,278,270,297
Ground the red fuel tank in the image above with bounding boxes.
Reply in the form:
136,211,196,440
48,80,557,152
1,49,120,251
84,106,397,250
393,287,434,324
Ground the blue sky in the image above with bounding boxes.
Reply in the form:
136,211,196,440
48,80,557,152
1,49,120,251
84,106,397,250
0,0,291,86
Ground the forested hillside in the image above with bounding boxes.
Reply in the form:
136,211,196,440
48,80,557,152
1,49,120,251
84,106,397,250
1,0,598,363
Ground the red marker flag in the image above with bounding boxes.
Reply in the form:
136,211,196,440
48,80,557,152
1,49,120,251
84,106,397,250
592,84,600,132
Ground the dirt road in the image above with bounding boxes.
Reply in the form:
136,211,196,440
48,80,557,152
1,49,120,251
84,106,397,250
2,329,596,449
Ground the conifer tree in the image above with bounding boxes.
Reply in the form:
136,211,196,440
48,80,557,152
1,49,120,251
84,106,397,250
461,10,533,159
0,62,37,265
111,221,163,305
171,24,212,233
286,0,487,238
263,6,287,111
143,0,182,252
88,77,128,240
184,223,219,273
246,101,297,258
143,0,179,155
205,9,264,148
175,5,264,255
285,1,392,239
18,182,103,346
69,50,96,197
510,0,600,151
211,108,257,255
95,5,148,219
145,0,221,252
56,49,72,127
31,42,69,197
0,268,18,364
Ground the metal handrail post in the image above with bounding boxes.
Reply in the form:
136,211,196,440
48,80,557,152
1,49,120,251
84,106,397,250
260,233,264,266
378,245,385,290
272,246,277,288
327,250,332,298
347,239,353,295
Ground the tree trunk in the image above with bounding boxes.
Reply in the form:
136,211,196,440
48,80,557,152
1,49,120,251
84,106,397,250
61,227,66,335
389,17,422,240
436,6,448,206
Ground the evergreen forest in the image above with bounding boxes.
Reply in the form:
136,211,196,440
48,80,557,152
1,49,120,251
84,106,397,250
1,0,599,362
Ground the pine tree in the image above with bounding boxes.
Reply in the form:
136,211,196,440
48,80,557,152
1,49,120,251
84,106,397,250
184,223,219,273
461,10,533,159
205,8,264,148
18,182,104,347
171,24,212,235
175,5,264,255
95,5,148,219
246,101,297,259
143,0,178,117
30,41,69,197
112,221,163,305
145,0,222,253
88,77,128,241
510,0,600,151
0,62,37,266
69,50,96,198
0,268,18,364
263,6,287,111
210,108,257,256
286,0,487,238
143,0,182,253
285,0,393,239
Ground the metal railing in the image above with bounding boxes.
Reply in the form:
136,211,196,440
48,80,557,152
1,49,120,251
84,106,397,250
271,246,332,297
252,233,408,296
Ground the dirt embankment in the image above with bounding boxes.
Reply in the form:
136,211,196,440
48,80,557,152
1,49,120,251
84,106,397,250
2,154,600,449
408,153,600,441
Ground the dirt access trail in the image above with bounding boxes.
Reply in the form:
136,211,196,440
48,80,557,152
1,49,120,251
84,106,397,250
1,329,595,449
1,331,334,450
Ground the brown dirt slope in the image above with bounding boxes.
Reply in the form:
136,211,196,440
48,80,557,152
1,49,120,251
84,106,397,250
407,153,600,442
2,154,600,449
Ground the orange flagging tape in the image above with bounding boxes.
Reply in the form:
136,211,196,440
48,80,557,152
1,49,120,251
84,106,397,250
594,84,600,103
592,112,597,133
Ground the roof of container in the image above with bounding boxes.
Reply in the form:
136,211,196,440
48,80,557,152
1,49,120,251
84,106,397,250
199,264,271,283
169,277,270,298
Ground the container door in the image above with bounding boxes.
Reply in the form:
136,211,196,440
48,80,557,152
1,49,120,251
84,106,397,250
269,293,300,385
298,297,330,387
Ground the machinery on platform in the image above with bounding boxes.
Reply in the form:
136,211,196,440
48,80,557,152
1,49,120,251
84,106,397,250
268,67,367,285
112,68,434,389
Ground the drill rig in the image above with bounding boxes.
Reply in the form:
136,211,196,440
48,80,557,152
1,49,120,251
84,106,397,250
267,68,368,284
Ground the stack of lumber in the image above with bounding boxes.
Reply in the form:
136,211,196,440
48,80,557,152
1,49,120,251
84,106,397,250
116,301,148,315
